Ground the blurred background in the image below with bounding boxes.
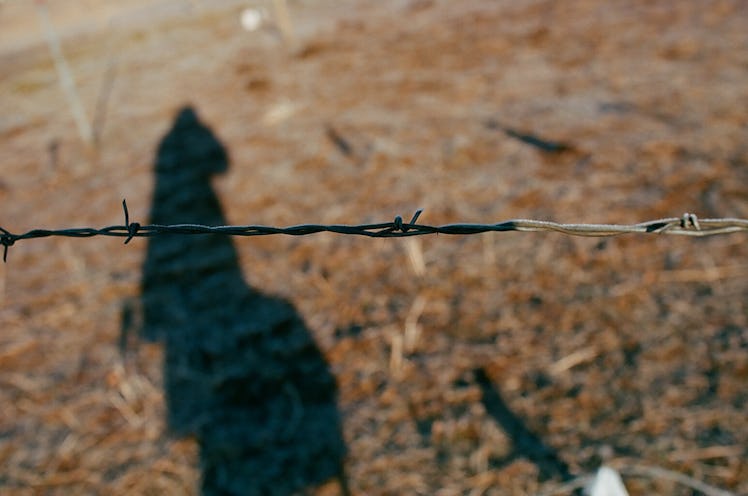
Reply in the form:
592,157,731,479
1,0,746,494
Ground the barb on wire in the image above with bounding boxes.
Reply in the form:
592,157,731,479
1,200,747,262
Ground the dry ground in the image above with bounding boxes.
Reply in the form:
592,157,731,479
1,0,747,494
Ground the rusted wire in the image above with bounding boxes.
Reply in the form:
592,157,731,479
1,200,747,262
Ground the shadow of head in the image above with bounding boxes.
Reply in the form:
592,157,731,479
155,105,229,178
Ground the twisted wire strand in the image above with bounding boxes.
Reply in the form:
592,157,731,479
1,200,747,262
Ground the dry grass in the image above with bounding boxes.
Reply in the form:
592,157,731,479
1,0,747,494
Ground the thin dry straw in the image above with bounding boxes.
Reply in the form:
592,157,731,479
35,0,94,146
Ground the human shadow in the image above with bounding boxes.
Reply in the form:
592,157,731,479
128,106,347,495
473,368,573,484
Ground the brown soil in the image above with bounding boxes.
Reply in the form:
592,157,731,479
1,1,746,494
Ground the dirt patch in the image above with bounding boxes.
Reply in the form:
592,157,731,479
1,0,746,494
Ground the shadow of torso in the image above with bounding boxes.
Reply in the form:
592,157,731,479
136,107,346,495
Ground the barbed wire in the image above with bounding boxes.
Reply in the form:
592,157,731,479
1,200,747,262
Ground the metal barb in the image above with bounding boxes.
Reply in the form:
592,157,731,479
391,209,424,234
122,199,141,244
408,209,424,230
0,226,14,263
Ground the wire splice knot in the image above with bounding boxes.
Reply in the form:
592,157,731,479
393,215,404,232
680,212,701,231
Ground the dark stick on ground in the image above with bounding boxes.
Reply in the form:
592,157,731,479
325,124,354,157
91,54,119,148
485,119,573,153
474,367,574,484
